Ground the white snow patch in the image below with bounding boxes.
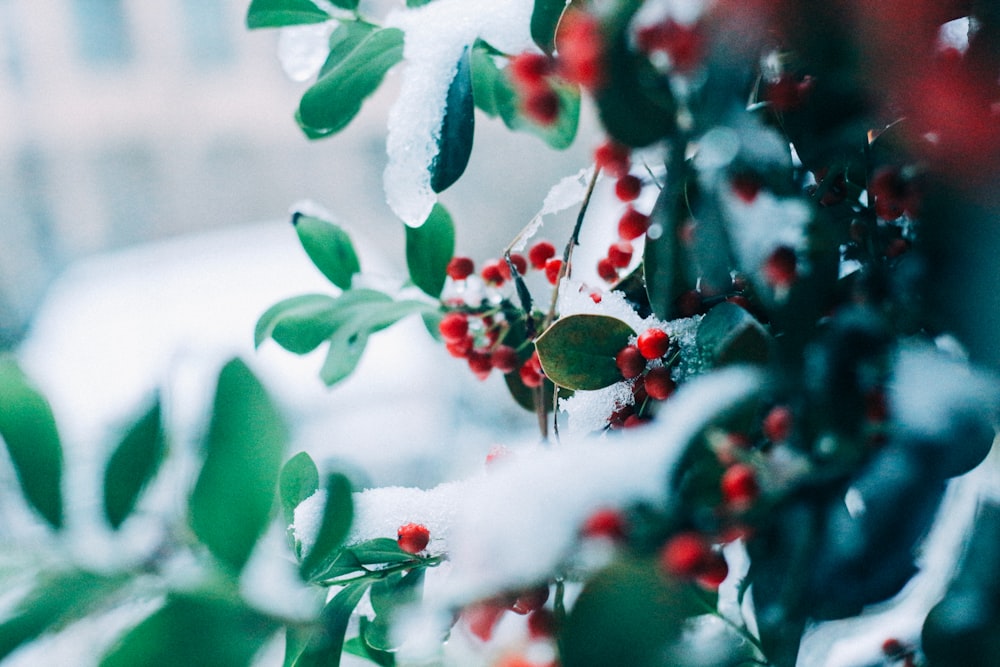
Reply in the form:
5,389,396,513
384,0,536,226
722,190,811,277
560,380,637,436
278,22,336,82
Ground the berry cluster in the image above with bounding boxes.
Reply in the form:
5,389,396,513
460,583,555,644
438,309,536,383
593,141,655,284
609,327,678,428
658,531,730,590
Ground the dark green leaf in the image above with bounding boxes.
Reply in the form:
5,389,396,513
301,473,354,580
255,294,341,354
430,47,475,194
103,398,166,529
306,548,366,582
0,358,63,528
101,593,277,667
366,569,425,651
535,315,635,390
348,537,417,565
327,0,358,11
319,21,377,78
189,359,287,574
531,0,567,54
298,28,404,136
295,109,336,140
560,559,702,667
279,451,320,526
406,204,455,298
696,302,770,368
288,581,371,667
293,214,360,290
644,158,695,320
246,0,330,29
0,571,120,660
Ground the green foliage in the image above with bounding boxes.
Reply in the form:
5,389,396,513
300,473,354,580
0,358,63,528
246,0,330,29
297,28,404,138
280,451,321,526
696,302,770,368
189,359,287,574
255,294,343,354
406,204,456,298
430,47,475,194
293,214,361,290
535,315,635,390
531,0,568,54
285,581,371,667
103,398,166,529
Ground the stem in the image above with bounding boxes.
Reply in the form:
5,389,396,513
553,577,566,625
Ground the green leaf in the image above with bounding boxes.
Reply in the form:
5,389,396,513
406,0,433,6
696,302,770,368
102,398,166,530
287,581,371,667
366,569,425,652
279,451,320,526
327,0,358,11
0,571,120,660
293,214,361,290
0,358,63,528
348,537,417,565
101,592,277,667
531,0,567,54
644,160,696,320
246,0,330,29
255,294,341,354
319,21,377,78
406,204,455,298
301,473,354,580
559,559,702,667
345,619,396,666
535,315,635,390
298,28,404,136
189,359,287,574
430,46,475,194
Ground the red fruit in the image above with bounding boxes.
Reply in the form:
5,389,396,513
869,166,910,221
523,87,561,126
659,532,711,578
511,585,549,615
607,240,633,268
597,257,618,282
882,638,906,658
446,335,474,358
439,312,470,342
528,241,557,269
623,414,650,428
644,366,676,400
589,290,603,303
696,552,729,590
468,350,493,380
490,345,519,374
509,253,528,276
886,238,910,258
397,522,430,554
731,173,762,203
462,601,506,642
581,508,628,540
721,463,759,507
637,328,670,359
527,608,556,639
446,256,475,280
676,289,703,316
614,174,643,202
636,19,704,74
482,260,506,286
615,345,646,379
519,357,544,388
617,207,650,240
555,10,604,89
544,257,563,285
762,405,792,442
594,141,631,178
762,246,797,287
509,52,553,89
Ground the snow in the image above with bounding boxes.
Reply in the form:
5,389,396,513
384,0,536,226
278,23,336,82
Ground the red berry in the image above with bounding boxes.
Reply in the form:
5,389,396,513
721,463,759,507
462,600,506,642
882,638,906,658
614,174,642,202
527,608,556,639
523,87,561,126
445,334,474,358
607,240,633,268
510,585,549,615
509,52,553,89
696,552,729,589
615,345,646,379
490,345,519,374
555,10,604,88
439,312,470,342
636,19,704,73
659,532,711,578
637,328,670,359
509,253,528,276
519,358,544,388
581,508,628,540
762,246,797,287
765,74,805,111
594,141,631,178
676,289,703,316
886,237,910,258
468,350,493,380
623,414,650,428
762,405,792,442
528,241,557,269
597,257,618,282
446,256,475,280
397,522,430,554
482,260,506,286
544,257,563,285
644,366,676,400
731,173,762,203
589,290,603,303
617,207,650,240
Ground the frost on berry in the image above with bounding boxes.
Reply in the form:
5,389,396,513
528,241,557,269
397,522,431,554
618,207,651,241
615,345,646,379
637,328,670,360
